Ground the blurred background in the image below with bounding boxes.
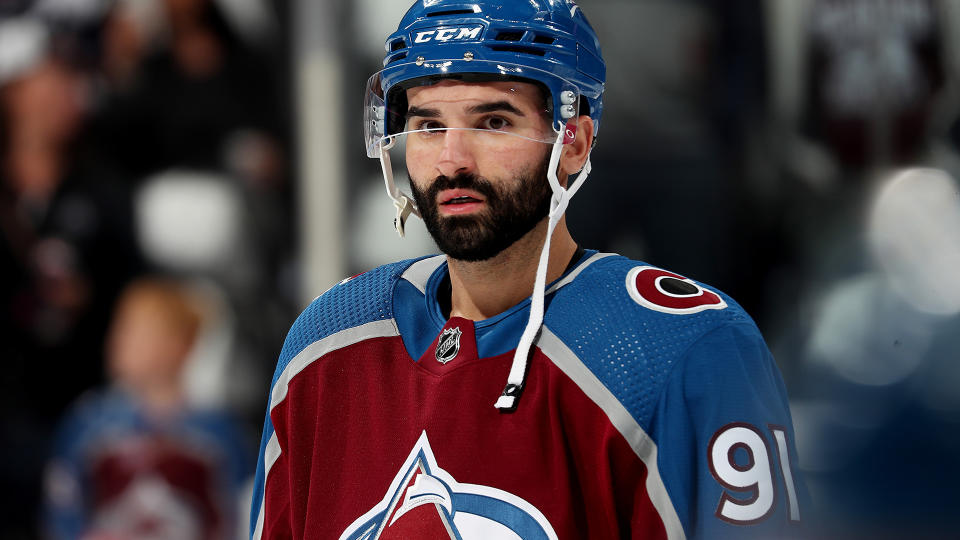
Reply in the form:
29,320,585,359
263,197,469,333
1,0,959,538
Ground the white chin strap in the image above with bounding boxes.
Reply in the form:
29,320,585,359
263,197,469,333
378,133,592,411
494,130,592,411
379,138,420,237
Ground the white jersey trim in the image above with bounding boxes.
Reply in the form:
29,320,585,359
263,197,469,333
400,255,446,294
538,326,687,540
253,318,401,540
252,432,280,540
545,251,615,295
269,319,400,410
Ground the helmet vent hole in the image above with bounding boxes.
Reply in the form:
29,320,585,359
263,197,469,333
390,39,407,52
387,52,408,64
489,45,546,57
426,9,476,17
495,30,525,41
532,35,555,45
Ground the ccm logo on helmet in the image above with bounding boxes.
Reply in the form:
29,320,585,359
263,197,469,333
626,266,727,315
414,26,483,43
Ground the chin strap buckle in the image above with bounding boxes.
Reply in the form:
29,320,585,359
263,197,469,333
393,195,415,238
494,383,524,412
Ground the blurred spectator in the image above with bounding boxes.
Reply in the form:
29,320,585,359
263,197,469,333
802,0,944,172
89,0,287,187
0,18,145,537
759,0,956,363
42,276,253,540
87,0,296,399
134,169,277,420
758,4,960,534
1,5,291,534
0,16,143,409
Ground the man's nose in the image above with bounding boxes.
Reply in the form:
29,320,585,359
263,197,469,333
436,129,476,178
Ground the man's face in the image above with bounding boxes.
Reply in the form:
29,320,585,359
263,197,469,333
404,80,555,261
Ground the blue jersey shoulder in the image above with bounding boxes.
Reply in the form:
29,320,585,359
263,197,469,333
547,255,761,430
273,257,430,380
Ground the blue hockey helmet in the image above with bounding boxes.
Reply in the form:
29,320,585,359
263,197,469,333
364,0,606,158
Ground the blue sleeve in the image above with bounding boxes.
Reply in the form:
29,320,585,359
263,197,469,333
652,322,809,539
42,401,95,540
249,401,276,539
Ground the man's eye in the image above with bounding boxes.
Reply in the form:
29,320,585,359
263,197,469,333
481,116,510,130
415,120,444,132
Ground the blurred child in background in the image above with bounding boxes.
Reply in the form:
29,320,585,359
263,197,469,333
42,276,252,540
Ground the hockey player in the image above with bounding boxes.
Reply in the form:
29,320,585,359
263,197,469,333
251,1,806,538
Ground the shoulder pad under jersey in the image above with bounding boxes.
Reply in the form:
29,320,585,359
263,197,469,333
545,255,759,429
272,256,432,385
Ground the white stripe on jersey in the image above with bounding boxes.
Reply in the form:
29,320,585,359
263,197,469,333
538,326,686,540
254,318,401,540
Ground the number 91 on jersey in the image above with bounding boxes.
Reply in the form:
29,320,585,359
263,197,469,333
708,422,801,525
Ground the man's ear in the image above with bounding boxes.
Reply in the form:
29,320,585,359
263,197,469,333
559,115,595,179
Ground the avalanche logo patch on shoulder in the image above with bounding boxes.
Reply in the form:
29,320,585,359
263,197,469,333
339,431,557,540
627,265,727,315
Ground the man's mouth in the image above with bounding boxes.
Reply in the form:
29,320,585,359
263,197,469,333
437,189,486,214
442,195,482,205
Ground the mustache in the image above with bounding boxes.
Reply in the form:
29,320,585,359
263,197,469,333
428,173,498,200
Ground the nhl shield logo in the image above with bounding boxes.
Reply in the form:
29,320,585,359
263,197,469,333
435,327,462,364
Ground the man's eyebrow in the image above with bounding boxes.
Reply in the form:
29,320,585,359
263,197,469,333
405,106,440,119
467,101,525,116
405,101,526,119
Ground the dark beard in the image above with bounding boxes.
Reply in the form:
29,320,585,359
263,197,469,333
409,152,553,262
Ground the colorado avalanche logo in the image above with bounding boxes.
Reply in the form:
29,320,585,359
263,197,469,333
435,327,462,364
627,265,727,315
339,432,557,540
